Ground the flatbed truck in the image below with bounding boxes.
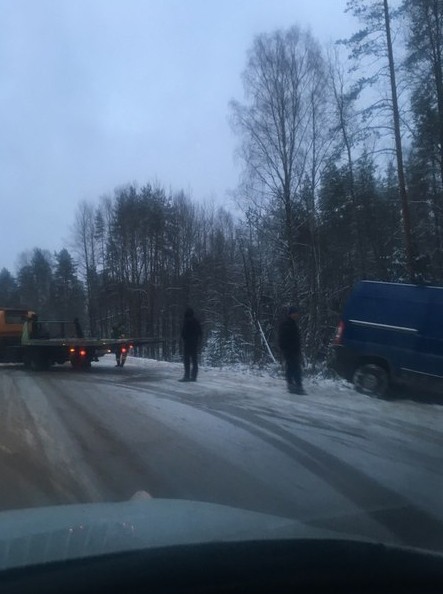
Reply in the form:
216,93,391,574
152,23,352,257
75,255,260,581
0,308,154,370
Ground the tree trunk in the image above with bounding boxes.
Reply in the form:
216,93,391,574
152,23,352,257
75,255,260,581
383,0,416,281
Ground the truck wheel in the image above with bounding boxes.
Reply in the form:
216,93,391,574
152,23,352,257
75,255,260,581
353,364,389,397
71,357,91,370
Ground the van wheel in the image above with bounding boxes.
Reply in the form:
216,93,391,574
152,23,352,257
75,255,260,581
353,364,389,397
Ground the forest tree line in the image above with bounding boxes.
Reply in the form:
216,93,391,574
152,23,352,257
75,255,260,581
1,0,442,367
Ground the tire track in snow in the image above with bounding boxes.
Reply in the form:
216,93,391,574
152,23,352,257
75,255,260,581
201,405,443,552
95,378,443,551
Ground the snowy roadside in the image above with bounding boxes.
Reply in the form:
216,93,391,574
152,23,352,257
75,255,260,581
102,354,443,437
98,354,443,518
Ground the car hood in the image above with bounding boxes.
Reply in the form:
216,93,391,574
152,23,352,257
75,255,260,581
0,498,348,570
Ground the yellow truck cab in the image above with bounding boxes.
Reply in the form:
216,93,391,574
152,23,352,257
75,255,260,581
0,308,34,361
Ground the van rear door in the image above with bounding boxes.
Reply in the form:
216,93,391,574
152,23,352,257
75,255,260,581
343,282,427,378
412,288,443,380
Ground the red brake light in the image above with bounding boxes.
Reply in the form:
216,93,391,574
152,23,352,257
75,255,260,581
334,321,345,345
80,350,87,357
121,347,127,353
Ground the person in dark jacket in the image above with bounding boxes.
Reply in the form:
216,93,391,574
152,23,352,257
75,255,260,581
111,323,125,367
278,306,306,395
180,307,202,382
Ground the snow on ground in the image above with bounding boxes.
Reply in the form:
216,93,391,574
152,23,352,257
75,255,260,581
104,354,443,437
1,355,439,536
98,354,443,519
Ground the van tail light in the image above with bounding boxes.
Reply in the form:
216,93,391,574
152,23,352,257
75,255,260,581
80,349,87,357
334,321,345,345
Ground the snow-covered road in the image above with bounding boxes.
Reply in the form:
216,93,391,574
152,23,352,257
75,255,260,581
0,356,442,552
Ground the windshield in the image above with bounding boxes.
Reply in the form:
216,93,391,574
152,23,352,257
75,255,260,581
0,0,442,568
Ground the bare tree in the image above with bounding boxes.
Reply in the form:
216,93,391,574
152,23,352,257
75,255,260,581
328,47,367,276
72,201,98,334
230,26,328,297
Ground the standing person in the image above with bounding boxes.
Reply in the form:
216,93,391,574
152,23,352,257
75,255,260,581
29,313,39,339
278,306,306,395
111,323,125,367
179,307,202,382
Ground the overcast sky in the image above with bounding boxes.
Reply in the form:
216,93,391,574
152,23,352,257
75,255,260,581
0,0,354,272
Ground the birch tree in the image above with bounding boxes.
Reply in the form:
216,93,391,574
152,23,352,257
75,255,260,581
230,26,328,298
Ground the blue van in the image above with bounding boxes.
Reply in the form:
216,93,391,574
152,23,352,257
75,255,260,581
332,281,443,396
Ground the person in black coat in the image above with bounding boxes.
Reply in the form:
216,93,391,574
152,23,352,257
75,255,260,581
179,307,202,382
278,306,306,395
